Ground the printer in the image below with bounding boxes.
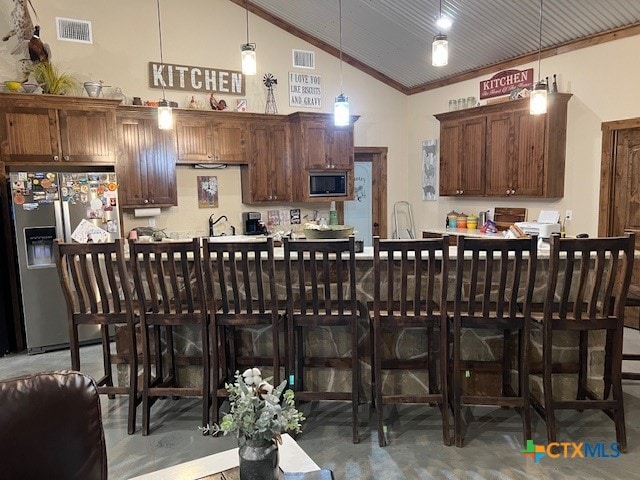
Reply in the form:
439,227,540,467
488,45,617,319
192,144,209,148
514,210,561,239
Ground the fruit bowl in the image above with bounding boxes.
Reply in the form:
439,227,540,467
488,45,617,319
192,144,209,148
303,224,354,239
4,81,22,92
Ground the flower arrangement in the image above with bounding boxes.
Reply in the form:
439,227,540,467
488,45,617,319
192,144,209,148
202,368,304,444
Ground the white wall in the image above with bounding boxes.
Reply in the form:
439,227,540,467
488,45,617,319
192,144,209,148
13,0,407,236
408,35,640,236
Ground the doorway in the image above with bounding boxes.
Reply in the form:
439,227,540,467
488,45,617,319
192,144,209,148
340,147,387,243
599,118,640,327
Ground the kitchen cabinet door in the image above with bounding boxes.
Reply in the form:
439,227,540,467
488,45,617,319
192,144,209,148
439,121,461,196
301,120,330,169
116,110,177,208
460,117,486,196
439,117,485,196
58,108,116,163
0,105,59,163
242,120,291,203
176,114,248,164
212,120,248,163
512,109,545,196
485,112,513,196
330,126,354,169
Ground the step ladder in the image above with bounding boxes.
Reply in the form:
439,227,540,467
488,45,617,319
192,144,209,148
392,201,415,239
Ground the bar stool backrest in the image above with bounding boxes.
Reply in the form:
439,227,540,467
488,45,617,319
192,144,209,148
544,233,635,322
283,237,357,317
129,239,206,323
202,237,278,317
455,236,538,320
373,236,449,319
54,238,133,323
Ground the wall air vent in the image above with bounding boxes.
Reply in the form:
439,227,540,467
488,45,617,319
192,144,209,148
56,17,93,44
292,49,315,69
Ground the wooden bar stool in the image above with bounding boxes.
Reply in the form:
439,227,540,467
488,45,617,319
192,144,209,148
531,233,635,452
202,237,282,424
372,236,450,446
452,235,538,447
283,236,362,443
129,238,211,435
54,238,140,434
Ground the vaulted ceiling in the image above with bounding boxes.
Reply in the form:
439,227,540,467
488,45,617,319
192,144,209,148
234,0,640,95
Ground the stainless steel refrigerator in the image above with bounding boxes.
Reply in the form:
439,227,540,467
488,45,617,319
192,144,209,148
8,169,121,353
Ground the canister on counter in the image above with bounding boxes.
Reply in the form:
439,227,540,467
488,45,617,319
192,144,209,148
447,213,458,228
467,214,478,229
457,214,467,229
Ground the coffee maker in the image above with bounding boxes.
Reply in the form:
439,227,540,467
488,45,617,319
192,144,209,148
242,211,263,235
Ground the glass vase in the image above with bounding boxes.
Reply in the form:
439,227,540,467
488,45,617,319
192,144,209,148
238,437,279,480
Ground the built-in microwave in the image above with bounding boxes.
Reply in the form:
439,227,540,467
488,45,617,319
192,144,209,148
308,172,348,197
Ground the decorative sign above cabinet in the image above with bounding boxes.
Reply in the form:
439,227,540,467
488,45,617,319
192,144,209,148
480,68,533,100
148,62,245,95
288,72,322,108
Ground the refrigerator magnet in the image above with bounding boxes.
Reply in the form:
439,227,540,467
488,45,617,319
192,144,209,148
13,192,25,204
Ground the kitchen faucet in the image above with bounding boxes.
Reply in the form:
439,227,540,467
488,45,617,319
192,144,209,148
209,214,236,237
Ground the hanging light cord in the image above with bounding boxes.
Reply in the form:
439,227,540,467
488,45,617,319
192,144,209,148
245,0,250,43
536,0,543,84
339,0,343,95
156,0,166,102
438,0,442,33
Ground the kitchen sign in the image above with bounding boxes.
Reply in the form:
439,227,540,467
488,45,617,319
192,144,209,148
148,62,245,95
289,72,322,108
480,68,533,100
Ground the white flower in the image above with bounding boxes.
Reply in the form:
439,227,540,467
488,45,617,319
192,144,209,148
257,381,274,397
242,367,262,386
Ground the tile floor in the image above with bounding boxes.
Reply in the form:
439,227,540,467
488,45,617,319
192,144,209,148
1,330,639,480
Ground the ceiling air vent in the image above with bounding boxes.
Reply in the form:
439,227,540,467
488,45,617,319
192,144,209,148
292,49,315,69
56,17,93,44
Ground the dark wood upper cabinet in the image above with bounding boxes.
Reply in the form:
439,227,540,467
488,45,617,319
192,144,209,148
241,119,291,203
116,107,177,208
0,94,118,165
175,111,248,164
436,93,571,198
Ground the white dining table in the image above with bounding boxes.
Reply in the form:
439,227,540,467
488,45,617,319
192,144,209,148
128,434,320,480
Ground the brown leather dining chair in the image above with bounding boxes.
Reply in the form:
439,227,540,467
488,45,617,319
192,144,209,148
283,236,363,443
530,233,635,452
54,238,140,434
0,370,107,479
622,284,640,381
372,236,451,446
129,238,212,435
452,235,538,447
202,236,282,424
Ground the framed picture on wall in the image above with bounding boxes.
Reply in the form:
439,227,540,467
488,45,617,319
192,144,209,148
422,140,438,201
197,176,218,208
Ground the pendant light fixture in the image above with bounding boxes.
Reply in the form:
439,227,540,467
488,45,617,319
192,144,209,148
530,0,547,115
432,0,448,67
334,0,349,127
241,0,257,75
156,0,173,130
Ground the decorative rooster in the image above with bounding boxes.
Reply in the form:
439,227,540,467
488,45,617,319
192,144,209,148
28,25,50,63
209,92,227,110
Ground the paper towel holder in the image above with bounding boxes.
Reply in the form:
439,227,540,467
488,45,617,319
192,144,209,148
134,207,162,218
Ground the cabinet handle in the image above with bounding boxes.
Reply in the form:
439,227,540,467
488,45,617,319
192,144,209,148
53,155,59,161
63,155,70,162
207,155,212,159
143,199,149,204
459,190,464,195
150,199,155,204
511,189,516,195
